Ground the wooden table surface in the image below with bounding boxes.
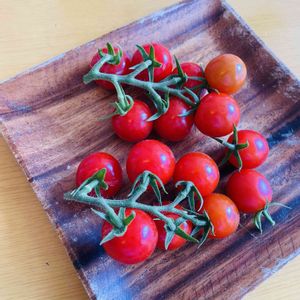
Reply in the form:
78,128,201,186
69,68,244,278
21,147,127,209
0,0,299,299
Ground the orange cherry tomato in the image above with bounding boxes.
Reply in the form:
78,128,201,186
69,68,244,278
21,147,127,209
201,193,240,238
205,54,247,94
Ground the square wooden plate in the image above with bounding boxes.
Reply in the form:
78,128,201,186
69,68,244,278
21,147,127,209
0,0,299,299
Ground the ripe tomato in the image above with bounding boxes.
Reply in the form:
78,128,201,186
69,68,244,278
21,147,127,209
171,62,204,91
200,193,240,238
227,130,269,169
205,54,247,94
173,152,220,197
154,202,193,250
102,209,158,264
76,152,122,198
112,100,153,142
126,140,175,184
131,43,173,82
90,47,131,90
226,169,273,213
194,92,240,137
154,97,194,142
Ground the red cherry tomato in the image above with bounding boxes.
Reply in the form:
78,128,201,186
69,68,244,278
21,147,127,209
194,92,240,137
171,62,204,91
226,169,273,213
200,193,240,238
173,152,220,197
126,140,175,184
131,43,173,82
76,152,122,198
205,54,247,94
154,97,194,142
90,48,131,90
227,130,269,169
154,202,193,250
112,100,153,142
102,209,158,264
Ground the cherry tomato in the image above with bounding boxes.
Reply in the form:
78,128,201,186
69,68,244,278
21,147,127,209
194,92,240,137
200,193,240,238
131,43,173,82
102,209,158,264
173,152,220,197
112,100,153,142
226,169,273,213
154,202,193,250
76,152,122,198
171,62,204,91
90,48,131,90
205,54,247,94
154,97,194,142
227,130,269,169
126,140,175,184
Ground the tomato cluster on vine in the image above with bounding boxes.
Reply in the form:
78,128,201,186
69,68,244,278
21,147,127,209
66,42,284,265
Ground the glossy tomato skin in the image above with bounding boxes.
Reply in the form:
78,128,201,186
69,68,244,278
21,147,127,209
131,43,173,82
76,152,122,198
173,152,220,197
112,100,153,142
226,169,272,213
227,130,269,169
102,209,158,264
171,62,204,91
154,202,193,250
90,48,131,90
201,193,240,238
195,92,240,137
126,140,175,184
205,54,247,94
154,98,194,142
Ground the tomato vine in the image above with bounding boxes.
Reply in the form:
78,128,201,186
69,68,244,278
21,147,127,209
64,169,213,250
83,43,206,120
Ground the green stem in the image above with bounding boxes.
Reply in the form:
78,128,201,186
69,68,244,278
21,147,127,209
213,137,236,151
128,179,149,203
65,188,208,229
89,71,187,98
213,134,249,170
66,189,123,229
111,80,126,108
127,60,152,78
84,55,114,84
83,54,200,119
171,183,193,207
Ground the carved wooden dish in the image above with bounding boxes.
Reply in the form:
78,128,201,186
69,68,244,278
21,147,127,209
0,0,299,299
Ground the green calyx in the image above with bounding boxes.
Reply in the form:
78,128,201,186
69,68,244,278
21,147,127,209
136,44,161,82
69,168,108,198
174,180,203,211
164,224,199,250
190,210,214,247
93,208,136,245
172,56,207,93
253,201,291,233
64,169,213,248
98,42,123,65
213,125,249,171
174,56,188,88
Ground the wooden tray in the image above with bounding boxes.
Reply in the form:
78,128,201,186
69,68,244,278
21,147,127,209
0,0,299,299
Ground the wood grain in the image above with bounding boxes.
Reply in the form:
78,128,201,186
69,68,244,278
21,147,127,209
0,0,300,299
